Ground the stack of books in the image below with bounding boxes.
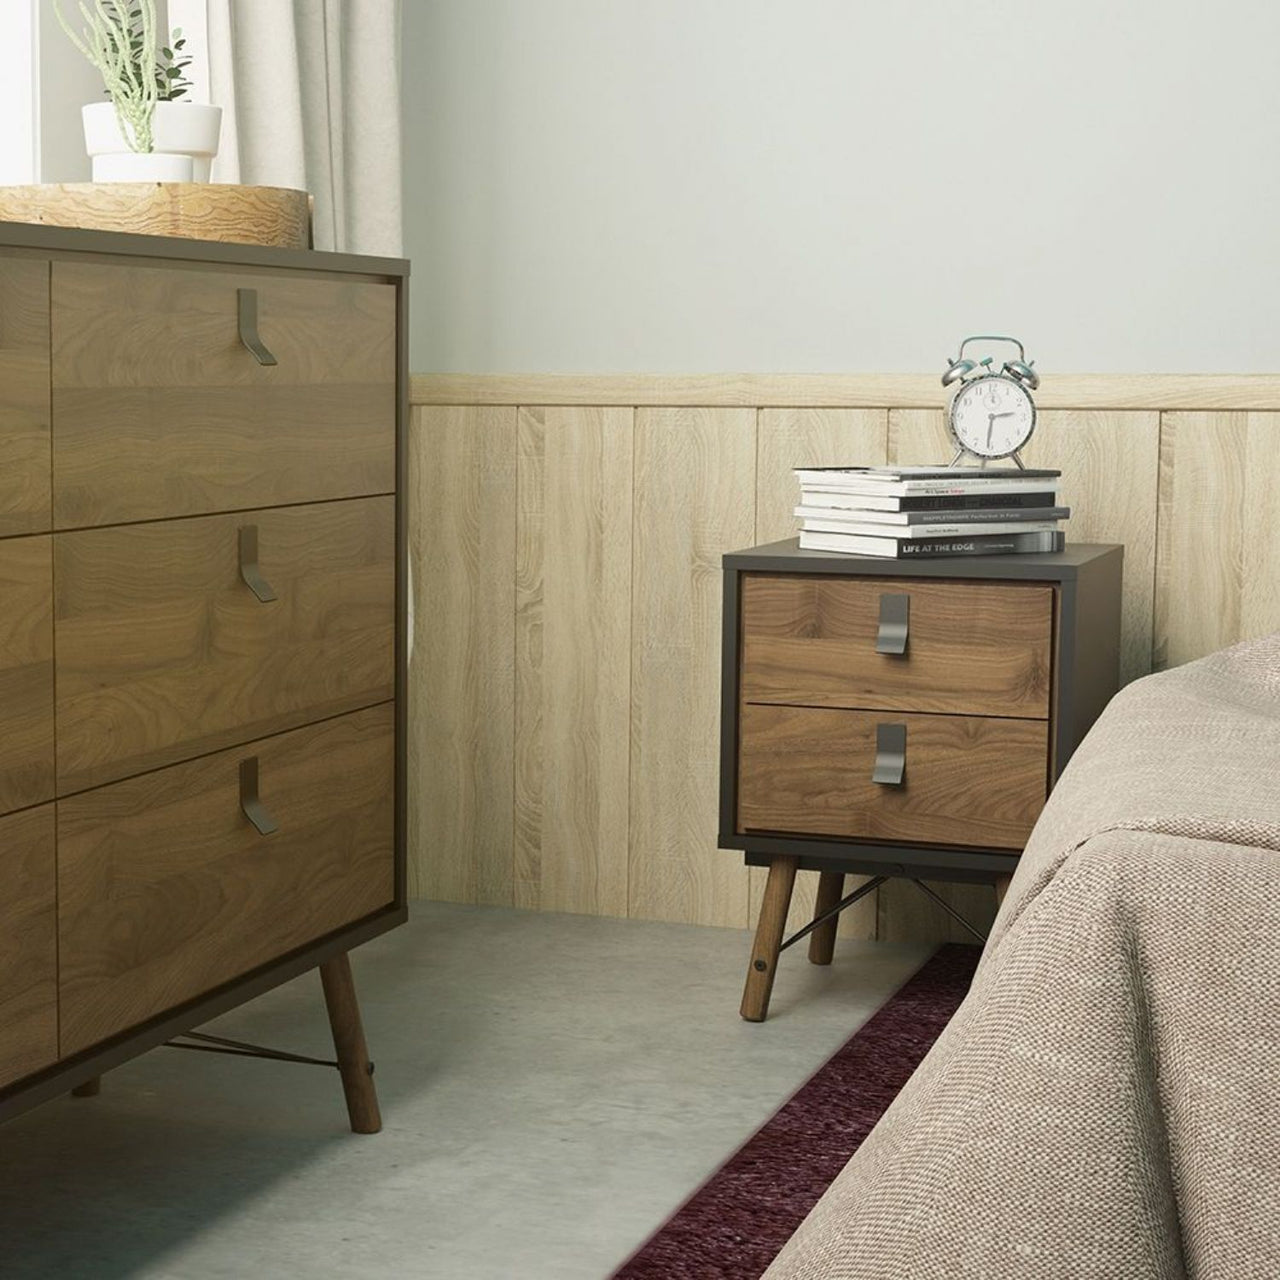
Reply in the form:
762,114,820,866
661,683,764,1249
794,465,1068,559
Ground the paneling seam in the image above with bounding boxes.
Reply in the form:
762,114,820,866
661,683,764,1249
1151,410,1166,674
626,406,639,920
511,406,522,910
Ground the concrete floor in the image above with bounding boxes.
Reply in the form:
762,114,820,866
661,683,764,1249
0,904,932,1280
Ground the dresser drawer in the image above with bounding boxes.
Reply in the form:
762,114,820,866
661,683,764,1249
0,805,57,1089
51,262,396,527
738,703,1047,849
0,537,54,815
741,573,1054,718
57,704,395,1057
56,497,395,793
0,258,51,537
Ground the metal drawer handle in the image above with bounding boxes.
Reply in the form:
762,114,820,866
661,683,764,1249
237,288,278,366
238,525,277,603
876,593,909,655
872,723,907,786
239,757,280,836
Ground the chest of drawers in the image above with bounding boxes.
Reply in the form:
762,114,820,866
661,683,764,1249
0,223,407,1131
721,538,1122,1020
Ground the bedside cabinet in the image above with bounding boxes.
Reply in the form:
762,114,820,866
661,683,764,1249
720,539,1123,1021
0,222,408,1132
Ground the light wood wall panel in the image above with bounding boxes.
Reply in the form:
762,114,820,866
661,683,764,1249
629,408,757,927
751,408,888,940
406,376,1280,952
1156,412,1280,668
515,407,633,916
1030,411,1161,686
408,405,517,905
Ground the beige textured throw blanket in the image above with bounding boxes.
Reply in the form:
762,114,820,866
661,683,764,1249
766,634,1280,1280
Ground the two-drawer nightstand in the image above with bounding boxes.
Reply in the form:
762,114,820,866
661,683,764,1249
720,539,1123,1021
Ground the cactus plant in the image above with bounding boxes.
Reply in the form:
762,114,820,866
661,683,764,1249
53,0,167,153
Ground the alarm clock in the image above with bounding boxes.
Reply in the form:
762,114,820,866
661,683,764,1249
941,335,1040,468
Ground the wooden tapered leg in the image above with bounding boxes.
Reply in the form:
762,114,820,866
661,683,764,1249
807,870,847,966
71,1076,101,1098
740,855,798,1023
995,875,1012,906
319,952,382,1134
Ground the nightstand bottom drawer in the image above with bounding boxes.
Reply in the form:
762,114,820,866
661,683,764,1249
738,704,1047,850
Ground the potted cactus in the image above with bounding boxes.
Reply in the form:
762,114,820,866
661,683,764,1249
55,0,222,182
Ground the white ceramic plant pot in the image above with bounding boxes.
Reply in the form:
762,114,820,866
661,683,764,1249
91,151,194,182
83,101,223,183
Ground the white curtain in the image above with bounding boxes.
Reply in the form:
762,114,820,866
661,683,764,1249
205,0,402,255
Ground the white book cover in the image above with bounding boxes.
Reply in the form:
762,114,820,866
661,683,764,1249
799,477,1061,498
798,529,1065,558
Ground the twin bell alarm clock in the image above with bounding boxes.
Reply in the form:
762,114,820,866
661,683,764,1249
941,335,1040,468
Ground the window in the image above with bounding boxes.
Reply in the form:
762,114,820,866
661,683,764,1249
0,0,37,185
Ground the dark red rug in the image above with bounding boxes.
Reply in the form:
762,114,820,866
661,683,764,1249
611,944,981,1279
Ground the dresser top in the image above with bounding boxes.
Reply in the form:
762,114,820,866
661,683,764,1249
0,220,408,278
725,538,1123,581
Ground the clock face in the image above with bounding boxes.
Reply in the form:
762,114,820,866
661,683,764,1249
949,376,1036,459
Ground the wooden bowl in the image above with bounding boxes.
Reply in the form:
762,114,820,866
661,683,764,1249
0,183,312,249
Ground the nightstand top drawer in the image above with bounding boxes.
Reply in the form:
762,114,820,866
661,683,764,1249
741,572,1053,719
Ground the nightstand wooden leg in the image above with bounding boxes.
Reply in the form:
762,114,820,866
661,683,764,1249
807,871,846,966
320,952,382,1134
741,855,799,1023
70,1076,101,1098
995,875,1012,906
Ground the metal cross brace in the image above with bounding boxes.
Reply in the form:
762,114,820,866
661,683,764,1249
164,1029,344,1071
778,873,991,953
779,875,889,952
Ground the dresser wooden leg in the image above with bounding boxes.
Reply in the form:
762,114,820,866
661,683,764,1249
70,1076,101,1098
995,875,1013,906
320,953,382,1134
741,855,799,1023
807,871,846,966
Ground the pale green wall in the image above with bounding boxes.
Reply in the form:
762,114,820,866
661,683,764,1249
402,0,1280,374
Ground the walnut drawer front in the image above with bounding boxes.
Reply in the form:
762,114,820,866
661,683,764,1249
738,703,1047,850
55,496,395,793
51,262,396,527
0,258,51,537
0,805,57,1089
57,703,395,1058
740,573,1054,719
0,537,54,815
